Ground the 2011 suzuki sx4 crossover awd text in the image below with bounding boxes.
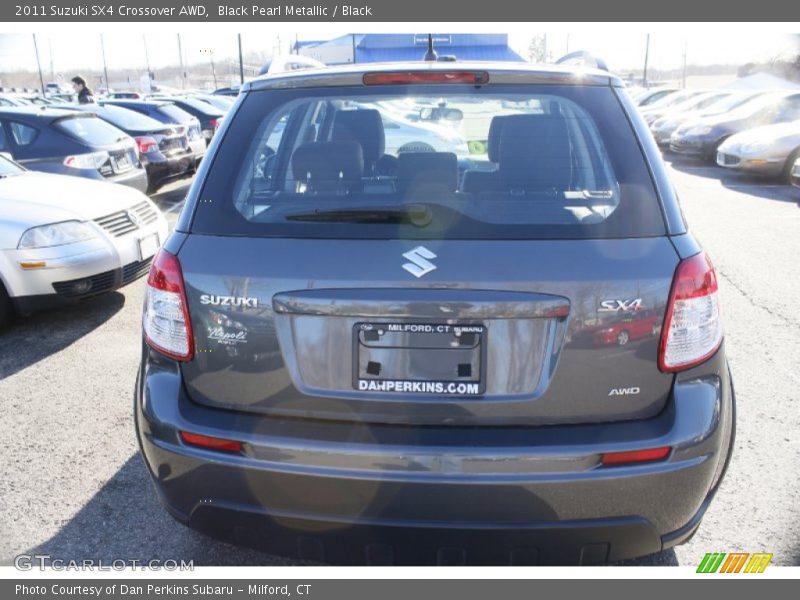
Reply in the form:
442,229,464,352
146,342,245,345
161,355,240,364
135,62,735,565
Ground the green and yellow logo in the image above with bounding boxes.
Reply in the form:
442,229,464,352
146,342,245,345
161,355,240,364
697,552,773,573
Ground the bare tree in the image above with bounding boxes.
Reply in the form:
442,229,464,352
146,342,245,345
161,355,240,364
528,35,547,63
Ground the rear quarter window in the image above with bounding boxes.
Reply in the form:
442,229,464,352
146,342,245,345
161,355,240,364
9,121,38,146
190,83,665,240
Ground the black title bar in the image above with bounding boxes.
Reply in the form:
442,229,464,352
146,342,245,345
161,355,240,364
5,0,800,21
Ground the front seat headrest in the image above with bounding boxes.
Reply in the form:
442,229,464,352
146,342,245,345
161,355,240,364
332,109,386,164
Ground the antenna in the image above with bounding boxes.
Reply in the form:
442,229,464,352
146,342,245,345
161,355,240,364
423,34,438,62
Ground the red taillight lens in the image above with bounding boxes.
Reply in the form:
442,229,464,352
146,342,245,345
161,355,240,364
659,252,723,372
179,431,242,453
143,249,194,361
363,71,489,85
135,136,158,154
601,447,671,466
210,118,219,129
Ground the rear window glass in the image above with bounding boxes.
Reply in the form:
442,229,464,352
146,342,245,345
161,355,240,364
97,104,165,131
175,97,224,116
157,104,195,124
191,84,665,240
55,115,128,145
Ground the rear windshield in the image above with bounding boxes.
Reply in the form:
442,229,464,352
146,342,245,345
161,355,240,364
157,104,196,124
55,115,129,146
191,83,665,239
97,104,165,131
175,97,225,116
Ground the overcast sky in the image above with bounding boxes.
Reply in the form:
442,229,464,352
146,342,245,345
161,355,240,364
0,28,797,77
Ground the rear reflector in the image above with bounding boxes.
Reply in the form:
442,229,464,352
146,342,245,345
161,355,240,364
601,447,671,466
659,252,723,372
143,249,194,361
179,431,242,453
363,71,489,85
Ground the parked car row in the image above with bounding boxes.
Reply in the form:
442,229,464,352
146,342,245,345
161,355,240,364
0,90,230,194
630,85,800,192
0,88,238,327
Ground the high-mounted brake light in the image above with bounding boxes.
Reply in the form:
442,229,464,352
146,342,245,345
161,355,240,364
601,447,671,466
179,431,242,453
659,252,723,372
143,249,194,361
363,71,489,85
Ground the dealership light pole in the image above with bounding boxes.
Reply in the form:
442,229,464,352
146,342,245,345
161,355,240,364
238,34,244,85
143,34,152,91
48,37,54,80
32,34,45,95
177,34,186,89
682,39,688,89
100,34,110,93
642,33,650,88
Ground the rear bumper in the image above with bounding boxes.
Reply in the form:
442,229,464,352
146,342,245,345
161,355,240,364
144,153,195,190
135,348,734,565
107,168,149,193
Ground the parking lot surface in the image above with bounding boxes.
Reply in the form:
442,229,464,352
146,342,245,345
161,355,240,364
1,162,799,566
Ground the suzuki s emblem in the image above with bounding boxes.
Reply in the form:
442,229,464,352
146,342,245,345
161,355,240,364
402,246,437,278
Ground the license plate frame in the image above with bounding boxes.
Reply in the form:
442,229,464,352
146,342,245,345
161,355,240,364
137,232,160,261
113,154,132,173
352,322,486,397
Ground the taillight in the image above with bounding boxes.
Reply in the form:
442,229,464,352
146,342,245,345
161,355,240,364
63,151,109,169
179,431,241,453
143,249,194,361
135,136,158,154
363,71,489,85
659,252,723,372
209,118,219,129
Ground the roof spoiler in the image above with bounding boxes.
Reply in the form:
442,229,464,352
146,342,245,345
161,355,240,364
555,51,609,72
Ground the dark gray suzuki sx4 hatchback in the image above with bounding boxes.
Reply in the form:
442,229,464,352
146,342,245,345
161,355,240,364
135,62,735,565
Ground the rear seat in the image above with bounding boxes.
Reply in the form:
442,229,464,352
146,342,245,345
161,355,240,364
291,141,364,194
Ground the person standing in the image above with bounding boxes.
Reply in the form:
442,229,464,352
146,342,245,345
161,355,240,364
70,76,95,104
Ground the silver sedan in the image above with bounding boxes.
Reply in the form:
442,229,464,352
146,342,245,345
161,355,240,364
716,120,800,180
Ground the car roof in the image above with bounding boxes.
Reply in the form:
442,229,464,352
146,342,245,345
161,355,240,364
102,99,174,108
0,106,86,121
244,61,622,92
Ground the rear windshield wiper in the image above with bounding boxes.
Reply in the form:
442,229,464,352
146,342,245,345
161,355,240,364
285,205,433,227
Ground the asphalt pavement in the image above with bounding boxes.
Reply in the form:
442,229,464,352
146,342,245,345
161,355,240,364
1,162,798,566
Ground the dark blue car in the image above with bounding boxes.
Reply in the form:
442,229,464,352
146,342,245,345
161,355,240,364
64,103,195,193
0,106,147,192
102,100,206,161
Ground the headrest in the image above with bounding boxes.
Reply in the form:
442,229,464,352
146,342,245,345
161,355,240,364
397,152,458,193
332,109,385,162
487,115,508,163
291,141,364,190
497,114,572,192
